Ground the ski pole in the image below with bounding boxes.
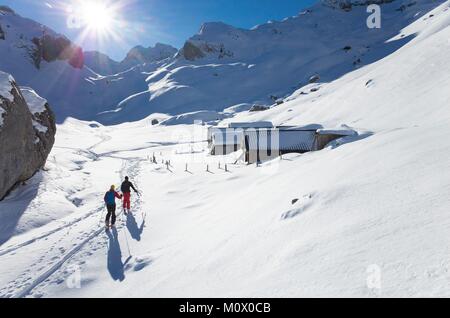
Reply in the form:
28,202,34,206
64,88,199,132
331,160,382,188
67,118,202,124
99,206,105,225
122,221,132,257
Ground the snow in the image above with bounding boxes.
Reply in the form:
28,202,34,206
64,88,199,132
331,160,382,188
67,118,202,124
0,0,449,299
161,110,232,126
228,121,274,129
1,0,447,124
223,103,253,114
0,71,14,103
20,87,48,115
31,120,48,134
0,71,16,127
317,126,357,136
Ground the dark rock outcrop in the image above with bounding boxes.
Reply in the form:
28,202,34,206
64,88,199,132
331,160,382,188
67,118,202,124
0,6,15,14
31,34,84,69
0,23,5,40
179,41,206,61
249,104,270,112
178,40,234,61
322,0,395,11
0,72,56,200
309,74,321,84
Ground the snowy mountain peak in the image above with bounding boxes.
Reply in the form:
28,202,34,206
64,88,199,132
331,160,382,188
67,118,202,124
178,22,246,61
122,43,177,65
85,43,178,75
0,5,15,15
198,21,241,36
0,8,84,69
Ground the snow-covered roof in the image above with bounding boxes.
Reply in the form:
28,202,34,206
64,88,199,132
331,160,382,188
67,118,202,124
228,121,274,129
243,129,316,151
316,125,357,136
20,87,48,115
280,124,323,131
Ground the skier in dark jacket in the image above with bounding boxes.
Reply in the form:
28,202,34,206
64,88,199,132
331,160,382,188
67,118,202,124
104,185,123,228
121,176,139,214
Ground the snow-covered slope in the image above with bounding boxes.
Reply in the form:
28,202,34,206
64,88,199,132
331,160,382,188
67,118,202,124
97,0,448,124
83,51,121,75
1,0,447,124
121,43,177,68
0,7,163,123
84,43,178,76
0,0,449,298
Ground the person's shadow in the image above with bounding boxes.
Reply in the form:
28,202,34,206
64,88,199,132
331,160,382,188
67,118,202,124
126,213,145,242
106,228,126,281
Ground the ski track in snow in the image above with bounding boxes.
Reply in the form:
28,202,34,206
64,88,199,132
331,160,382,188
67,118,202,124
0,131,148,298
0,207,103,257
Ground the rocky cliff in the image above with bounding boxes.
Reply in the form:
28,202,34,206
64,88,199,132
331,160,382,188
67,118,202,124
0,71,56,200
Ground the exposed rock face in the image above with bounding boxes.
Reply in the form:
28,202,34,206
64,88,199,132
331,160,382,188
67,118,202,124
0,7,84,70
177,22,245,61
249,104,270,112
32,35,84,69
0,5,15,14
0,23,4,40
179,41,206,61
0,71,56,200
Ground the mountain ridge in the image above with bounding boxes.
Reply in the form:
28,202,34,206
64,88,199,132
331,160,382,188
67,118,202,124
1,0,447,124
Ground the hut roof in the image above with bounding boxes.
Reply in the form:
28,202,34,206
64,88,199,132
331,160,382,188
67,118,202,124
316,128,356,136
244,129,316,152
228,121,274,129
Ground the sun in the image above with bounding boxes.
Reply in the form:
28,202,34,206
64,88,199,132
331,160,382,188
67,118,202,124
80,1,116,33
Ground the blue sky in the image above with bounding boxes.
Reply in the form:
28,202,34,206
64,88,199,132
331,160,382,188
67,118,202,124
2,0,317,61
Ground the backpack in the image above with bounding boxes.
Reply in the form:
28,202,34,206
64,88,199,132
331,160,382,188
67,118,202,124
104,191,116,205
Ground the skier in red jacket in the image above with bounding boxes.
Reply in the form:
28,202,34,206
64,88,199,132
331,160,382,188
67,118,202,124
120,176,139,214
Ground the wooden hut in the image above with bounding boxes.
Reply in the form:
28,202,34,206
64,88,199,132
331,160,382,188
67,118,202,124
208,122,274,155
242,129,317,164
210,130,244,155
242,127,356,164
207,122,274,145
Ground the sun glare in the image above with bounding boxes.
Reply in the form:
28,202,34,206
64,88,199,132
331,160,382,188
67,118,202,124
80,1,115,33
66,0,130,53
